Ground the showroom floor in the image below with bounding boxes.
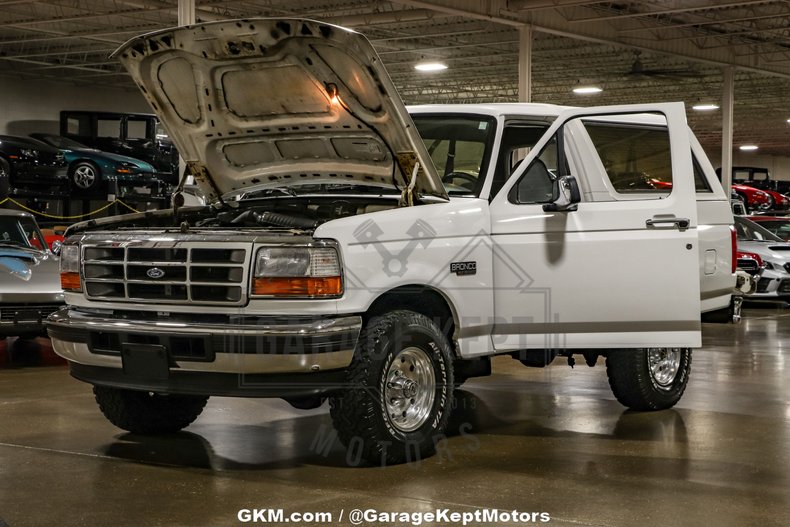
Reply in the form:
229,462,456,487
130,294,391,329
1,306,788,527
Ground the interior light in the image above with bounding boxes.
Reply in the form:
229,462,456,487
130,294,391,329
572,86,602,95
692,103,719,111
415,62,448,72
739,145,758,151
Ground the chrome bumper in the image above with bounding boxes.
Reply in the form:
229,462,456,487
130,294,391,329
47,307,361,375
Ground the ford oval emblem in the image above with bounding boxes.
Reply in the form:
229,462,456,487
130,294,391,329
146,267,165,279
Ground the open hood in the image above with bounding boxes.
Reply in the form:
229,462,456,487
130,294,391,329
113,18,448,204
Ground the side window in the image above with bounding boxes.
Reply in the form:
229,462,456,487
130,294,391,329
510,135,559,204
127,119,148,140
585,122,672,195
97,118,122,139
692,154,712,193
732,169,750,183
66,116,90,136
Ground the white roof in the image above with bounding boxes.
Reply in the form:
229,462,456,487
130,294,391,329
407,103,574,118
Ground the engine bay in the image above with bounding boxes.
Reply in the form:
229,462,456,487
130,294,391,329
66,195,400,235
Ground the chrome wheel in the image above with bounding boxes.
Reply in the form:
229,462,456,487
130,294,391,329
384,347,436,433
72,164,97,189
647,347,681,389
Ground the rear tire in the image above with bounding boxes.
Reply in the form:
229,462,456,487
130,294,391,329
329,310,454,466
93,386,208,434
606,348,691,411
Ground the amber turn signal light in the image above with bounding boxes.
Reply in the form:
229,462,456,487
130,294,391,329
60,272,81,291
252,276,342,297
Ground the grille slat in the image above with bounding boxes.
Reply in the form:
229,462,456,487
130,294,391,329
82,243,249,305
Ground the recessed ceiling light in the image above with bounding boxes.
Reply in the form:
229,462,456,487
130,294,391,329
414,62,447,72
739,145,758,151
692,103,719,111
573,86,602,94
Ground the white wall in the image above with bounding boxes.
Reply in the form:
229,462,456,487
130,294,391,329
0,75,151,137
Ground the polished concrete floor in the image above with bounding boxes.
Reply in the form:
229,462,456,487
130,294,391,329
1,306,789,527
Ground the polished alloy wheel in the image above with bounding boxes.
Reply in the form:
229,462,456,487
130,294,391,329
73,165,97,189
647,347,681,389
384,347,436,432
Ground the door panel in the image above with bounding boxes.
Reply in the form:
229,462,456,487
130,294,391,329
489,103,701,350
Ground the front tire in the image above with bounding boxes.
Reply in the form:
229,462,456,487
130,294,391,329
606,348,691,411
93,386,208,434
329,310,454,465
70,161,101,193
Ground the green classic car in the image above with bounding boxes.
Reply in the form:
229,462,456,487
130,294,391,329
29,133,166,196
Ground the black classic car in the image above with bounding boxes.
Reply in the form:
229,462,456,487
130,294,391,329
60,111,179,186
0,135,68,197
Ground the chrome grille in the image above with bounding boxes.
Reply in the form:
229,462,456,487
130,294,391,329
82,243,250,305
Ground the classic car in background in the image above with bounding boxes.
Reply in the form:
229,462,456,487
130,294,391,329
0,209,64,338
0,135,68,198
722,166,790,195
747,215,790,241
60,110,179,186
30,133,163,196
735,216,790,301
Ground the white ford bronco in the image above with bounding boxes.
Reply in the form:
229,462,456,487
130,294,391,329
48,18,737,465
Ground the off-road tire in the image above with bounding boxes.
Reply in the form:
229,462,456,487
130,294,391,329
93,386,208,434
606,348,691,411
329,310,454,465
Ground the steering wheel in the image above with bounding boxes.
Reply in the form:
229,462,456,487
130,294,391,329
441,171,477,189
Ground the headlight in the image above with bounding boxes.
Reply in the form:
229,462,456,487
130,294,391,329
252,246,342,297
764,261,774,270
116,161,137,174
60,244,81,291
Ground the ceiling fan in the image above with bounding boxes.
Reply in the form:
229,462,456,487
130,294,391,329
626,51,698,80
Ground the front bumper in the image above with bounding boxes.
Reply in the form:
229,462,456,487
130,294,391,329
0,303,63,337
747,270,790,300
47,307,361,396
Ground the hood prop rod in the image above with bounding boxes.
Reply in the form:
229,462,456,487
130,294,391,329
400,161,420,207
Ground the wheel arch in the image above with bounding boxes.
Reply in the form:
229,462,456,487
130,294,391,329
69,158,101,174
364,284,460,355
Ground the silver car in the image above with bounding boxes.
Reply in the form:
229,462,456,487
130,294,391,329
735,216,790,300
0,209,64,337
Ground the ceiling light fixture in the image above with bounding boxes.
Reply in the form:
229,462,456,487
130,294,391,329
573,86,602,95
414,62,448,72
739,145,758,151
692,103,719,111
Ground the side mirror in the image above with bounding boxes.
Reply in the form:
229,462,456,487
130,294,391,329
543,175,581,212
50,240,62,256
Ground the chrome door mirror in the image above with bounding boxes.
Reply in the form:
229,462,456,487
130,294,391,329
50,240,62,256
543,175,581,212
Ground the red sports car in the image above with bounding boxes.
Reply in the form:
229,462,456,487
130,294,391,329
733,184,772,212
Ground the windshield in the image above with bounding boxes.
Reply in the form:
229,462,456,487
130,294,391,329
0,216,45,250
40,135,88,149
411,114,497,197
753,220,790,240
735,217,784,242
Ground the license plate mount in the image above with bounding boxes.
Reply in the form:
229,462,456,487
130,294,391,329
121,343,170,380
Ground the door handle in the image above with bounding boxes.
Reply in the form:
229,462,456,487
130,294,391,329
646,217,690,230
